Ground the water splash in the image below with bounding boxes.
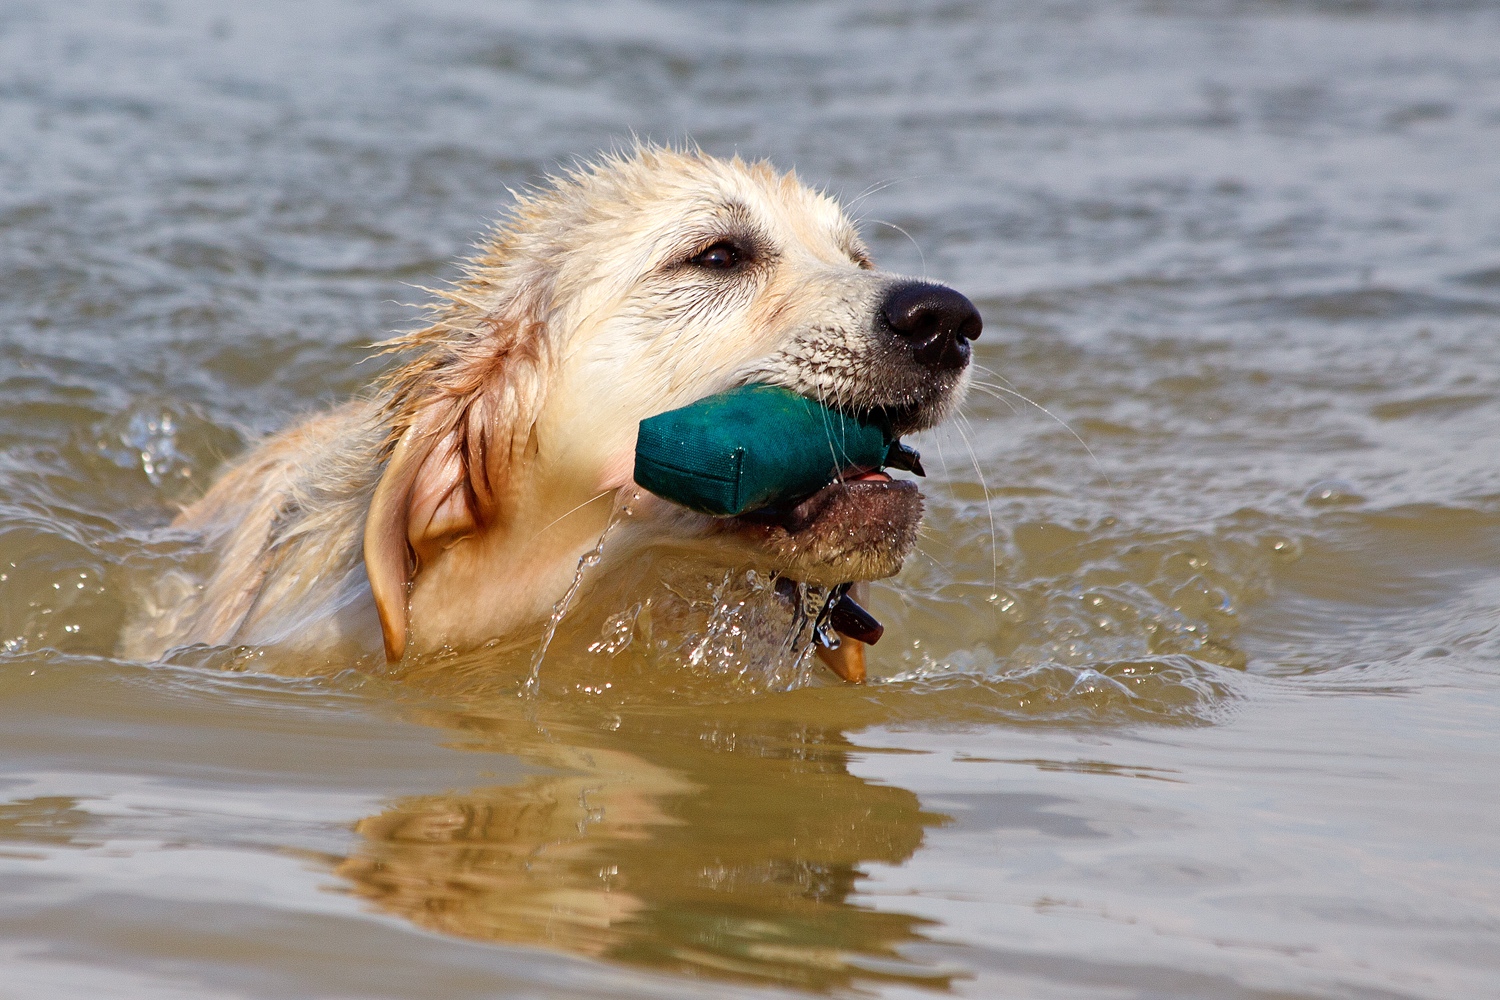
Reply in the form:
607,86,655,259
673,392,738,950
96,407,191,487
876,646,1241,725
586,567,836,695
681,573,827,690
522,496,634,697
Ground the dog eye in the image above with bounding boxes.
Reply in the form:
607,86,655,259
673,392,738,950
689,240,746,270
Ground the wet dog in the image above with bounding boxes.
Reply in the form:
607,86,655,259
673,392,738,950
123,148,979,668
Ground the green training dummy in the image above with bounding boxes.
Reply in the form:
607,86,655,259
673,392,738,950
633,383,922,517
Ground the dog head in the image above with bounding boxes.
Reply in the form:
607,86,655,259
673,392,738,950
365,148,979,660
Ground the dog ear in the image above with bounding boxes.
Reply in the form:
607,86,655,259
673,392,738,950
369,396,514,662
363,311,551,662
364,404,458,662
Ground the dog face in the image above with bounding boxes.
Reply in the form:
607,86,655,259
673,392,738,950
366,150,979,659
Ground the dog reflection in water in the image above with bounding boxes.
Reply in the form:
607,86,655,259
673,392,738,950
339,744,685,957
336,713,953,989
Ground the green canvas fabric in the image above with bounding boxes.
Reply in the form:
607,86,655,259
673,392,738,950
634,384,891,516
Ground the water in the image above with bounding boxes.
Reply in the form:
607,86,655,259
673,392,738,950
523,499,632,698
3,0,1500,996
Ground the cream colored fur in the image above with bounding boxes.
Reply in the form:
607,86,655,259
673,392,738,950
122,147,966,663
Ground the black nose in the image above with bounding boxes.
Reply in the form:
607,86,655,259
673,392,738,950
880,282,982,370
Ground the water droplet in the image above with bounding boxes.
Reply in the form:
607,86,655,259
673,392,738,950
1303,480,1364,507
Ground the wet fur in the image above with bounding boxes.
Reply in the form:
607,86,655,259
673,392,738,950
122,147,968,663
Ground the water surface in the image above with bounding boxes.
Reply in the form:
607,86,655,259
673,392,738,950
2,1,1499,997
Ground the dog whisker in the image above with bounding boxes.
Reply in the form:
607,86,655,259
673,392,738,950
870,219,927,279
968,382,1111,488
953,414,1000,595
967,382,1021,416
532,490,615,542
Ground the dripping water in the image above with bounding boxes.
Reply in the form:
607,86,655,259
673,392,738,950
522,495,635,697
584,567,837,694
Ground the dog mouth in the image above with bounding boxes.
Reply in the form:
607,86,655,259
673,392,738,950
721,468,924,587
634,385,940,587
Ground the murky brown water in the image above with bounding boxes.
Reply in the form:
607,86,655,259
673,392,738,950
3,1,1500,997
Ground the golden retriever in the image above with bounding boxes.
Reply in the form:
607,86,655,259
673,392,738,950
122,147,980,673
